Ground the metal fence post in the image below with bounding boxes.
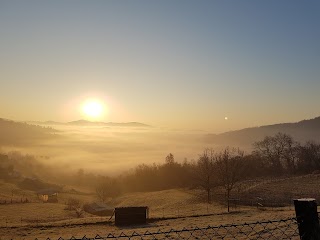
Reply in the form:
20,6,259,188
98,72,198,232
294,198,320,240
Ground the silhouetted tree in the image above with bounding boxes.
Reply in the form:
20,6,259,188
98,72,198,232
297,141,320,173
194,149,216,203
165,153,175,165
96,177,120,202
215,148,245,212
253,133,299,175
161,153,184,189
282,136,300,174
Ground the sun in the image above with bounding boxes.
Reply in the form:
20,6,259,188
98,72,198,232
81,100,104,119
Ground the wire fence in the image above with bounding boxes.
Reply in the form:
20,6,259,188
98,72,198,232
0,198,32,204
0,204,294,229
34,217,299,240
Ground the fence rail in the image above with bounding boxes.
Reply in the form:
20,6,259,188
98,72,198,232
0,198,31,204
34,217,299,240
0,203,296,229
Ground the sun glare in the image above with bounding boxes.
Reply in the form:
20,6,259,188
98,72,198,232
82,100,104,119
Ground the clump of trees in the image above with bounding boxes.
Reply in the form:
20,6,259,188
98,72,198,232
253,132,299,175
253,133,320,176
117,154,195,193
193,148,247,211
298,141,320,173
0,151,59,182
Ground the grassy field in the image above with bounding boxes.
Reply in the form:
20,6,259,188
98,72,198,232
234,174,320,206
1,174,320,239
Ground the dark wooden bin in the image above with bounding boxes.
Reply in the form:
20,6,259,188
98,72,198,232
115,206,148,226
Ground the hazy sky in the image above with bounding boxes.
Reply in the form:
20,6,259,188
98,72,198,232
0,0,319,132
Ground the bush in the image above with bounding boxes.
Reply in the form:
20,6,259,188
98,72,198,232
66,197,84,217
66,197,81,210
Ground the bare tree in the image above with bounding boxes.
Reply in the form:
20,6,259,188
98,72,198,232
282,135,300,174
215,148,245,212
253,132,299,175
194,149,216,203
96,178,120,202
96,183,109,203
298,141,320,173
66,197,83,218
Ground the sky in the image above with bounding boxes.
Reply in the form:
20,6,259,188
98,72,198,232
0,0,319,132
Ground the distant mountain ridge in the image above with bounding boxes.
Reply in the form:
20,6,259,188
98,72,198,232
205,116,320,148
3,116,320,148
29,120,150,127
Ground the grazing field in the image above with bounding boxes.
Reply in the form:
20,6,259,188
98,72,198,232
2,174,320,239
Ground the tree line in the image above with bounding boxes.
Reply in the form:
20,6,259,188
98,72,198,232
92,132,320,210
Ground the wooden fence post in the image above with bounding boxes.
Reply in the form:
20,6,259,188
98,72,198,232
294,198,320,240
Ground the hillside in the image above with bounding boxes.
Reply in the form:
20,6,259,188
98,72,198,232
0,118,58,146
205,116,320,148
